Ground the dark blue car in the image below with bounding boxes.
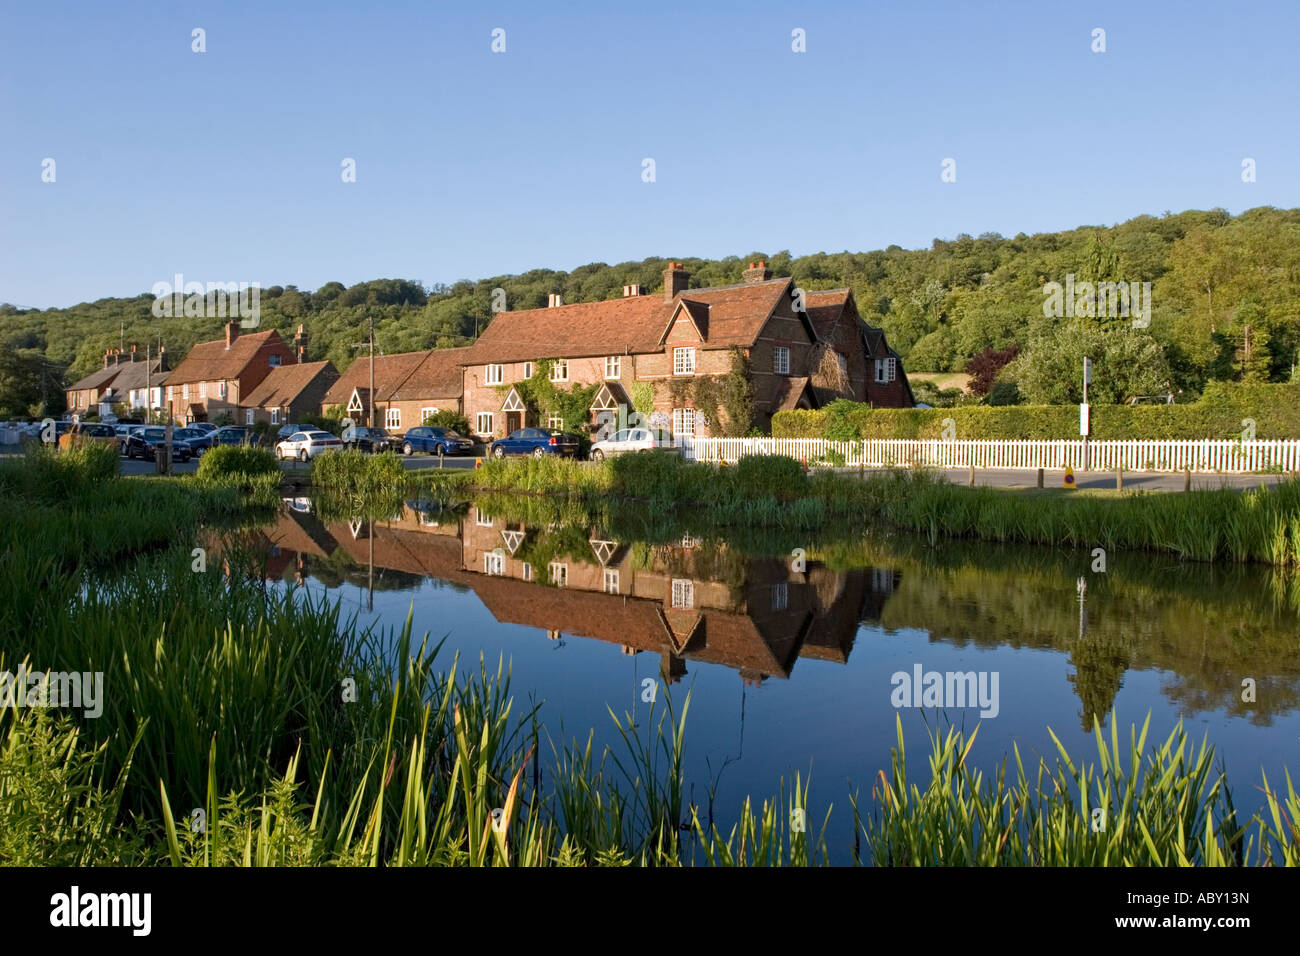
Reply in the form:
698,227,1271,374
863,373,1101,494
488,428,580,459
400,426,475,456
173,426,215,456
211,426,261,447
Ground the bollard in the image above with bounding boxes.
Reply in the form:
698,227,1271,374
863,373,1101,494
1036,467,1044,489
968,462,975,487
474,457,482,470
1063,466,1076,490
1116,469,1123,491
1184,469,1191,492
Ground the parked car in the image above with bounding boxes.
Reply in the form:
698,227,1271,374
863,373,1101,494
589,428,677,460
488,428,580,459
58,422,120,452
124,427,192,462
210,426,261,447
400,426,475,456
342,424,398,453
173,426,215,456
275,423,308,442
188,422,219,435
275,430,343,461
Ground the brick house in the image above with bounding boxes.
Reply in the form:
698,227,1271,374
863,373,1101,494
320,346,469,431
459,262,822,443
805,289,915,408
65,346,171,417
240,360,339,428
163,322,298,423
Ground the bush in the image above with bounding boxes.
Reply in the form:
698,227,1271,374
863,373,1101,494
0,443,119,502
311,449,405,496
422,409,472,436
773,382,1300,440
728,453,810,501
986,381,1022,406
196,445,279,481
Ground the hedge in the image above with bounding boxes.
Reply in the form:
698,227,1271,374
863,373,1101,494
772,382,1300,441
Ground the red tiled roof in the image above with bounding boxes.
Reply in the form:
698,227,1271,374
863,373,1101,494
389,347,472,401
804,290,851,340
322,350,430,407
462,278,794,364
67,364,125,392
242,360,338,408
166,330,282,384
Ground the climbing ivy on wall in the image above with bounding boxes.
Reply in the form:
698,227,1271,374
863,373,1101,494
494,358,599,432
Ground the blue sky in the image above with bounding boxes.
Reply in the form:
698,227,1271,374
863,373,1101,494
2,0,1297,308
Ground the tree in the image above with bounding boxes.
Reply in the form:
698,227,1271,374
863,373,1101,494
964,345,1020,397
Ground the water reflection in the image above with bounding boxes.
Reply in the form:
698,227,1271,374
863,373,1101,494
219,497,1300,731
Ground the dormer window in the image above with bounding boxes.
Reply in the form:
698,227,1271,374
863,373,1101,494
269,354,282,368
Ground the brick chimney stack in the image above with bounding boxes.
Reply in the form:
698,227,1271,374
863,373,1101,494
663,262,689,302
103,348,114,369
130,344,139,362
293,324,308,363
225,321,239,349
743,261,771,284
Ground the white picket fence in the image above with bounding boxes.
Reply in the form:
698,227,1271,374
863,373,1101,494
686,438,1300,474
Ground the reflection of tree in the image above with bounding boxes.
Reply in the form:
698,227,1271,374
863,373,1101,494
1068,630,1135,732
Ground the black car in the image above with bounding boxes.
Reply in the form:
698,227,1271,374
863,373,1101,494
173,426,216,456
342,424,398,453
124,427,192,462
210,426,261,447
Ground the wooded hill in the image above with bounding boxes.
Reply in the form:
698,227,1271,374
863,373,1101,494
2,205,1297,417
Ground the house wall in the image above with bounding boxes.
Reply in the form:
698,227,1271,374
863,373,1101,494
864,337,913,408
385,394,463,431
463,355,626,439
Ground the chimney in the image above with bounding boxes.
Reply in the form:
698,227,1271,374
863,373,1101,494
743,260,771,284
622,284,644,297
663,263,689,302
130,344,139,362
103,348,114,369
547,293,563,307
114,349,127,365
225,321,239,349
294,323,308,363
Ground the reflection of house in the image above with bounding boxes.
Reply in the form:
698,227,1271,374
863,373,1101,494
232,504,896,688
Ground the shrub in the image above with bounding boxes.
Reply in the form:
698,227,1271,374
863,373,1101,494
728,453,809,501
310,449,405,496
986,381,1022,406
422,409,472,436
196,445,279,481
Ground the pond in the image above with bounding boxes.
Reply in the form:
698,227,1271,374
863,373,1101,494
244,496,1300,861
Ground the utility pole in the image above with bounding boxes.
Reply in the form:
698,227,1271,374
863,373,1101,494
368,313,375,429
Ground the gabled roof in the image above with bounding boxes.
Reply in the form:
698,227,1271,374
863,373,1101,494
462,277,805,365
804,289,852,341
388,346,472,401
166,330,283,385
322,350,430,407
105,358,168,393
242,360,338,409
67,364,124,392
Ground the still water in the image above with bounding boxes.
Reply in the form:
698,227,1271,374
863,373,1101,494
249,497,1300,857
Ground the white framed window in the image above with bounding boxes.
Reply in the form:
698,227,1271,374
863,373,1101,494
605,356,621,379
549,562,568,587
386,407,401,429
421,406,439,422
873,568,894,591
476,412,494,435
673,347,695,375
547,415,563,431
485,364,503,385
218,381,227,399
671,578,694,609
875,357,897,383
549,360,568,382
199,381,207,399
672,407,695,437
245,409,254,425
182,383,189,401
774,346,790,375
484,552,505,576
604,569,620,594
771,581,788,611
270,408,280,425
269,354,282,368
521,562,532,582
476,508,494,527
522,362,533,379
